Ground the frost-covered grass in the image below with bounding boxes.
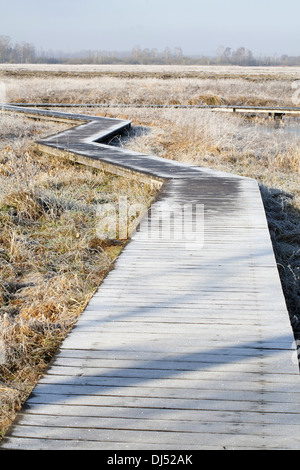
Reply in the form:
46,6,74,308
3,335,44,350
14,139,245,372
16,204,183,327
3,75,297,107
2,64,300,107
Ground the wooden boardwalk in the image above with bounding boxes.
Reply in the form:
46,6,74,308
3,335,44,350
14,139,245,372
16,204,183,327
7,102,300,120
1,105,300,450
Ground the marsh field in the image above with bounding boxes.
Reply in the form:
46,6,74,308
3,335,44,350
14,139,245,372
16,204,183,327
0,64,300,436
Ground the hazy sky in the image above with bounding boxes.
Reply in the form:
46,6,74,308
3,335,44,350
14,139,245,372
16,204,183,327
0,0,299,56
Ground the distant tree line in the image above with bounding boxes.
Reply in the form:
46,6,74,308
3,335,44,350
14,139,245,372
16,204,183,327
1,36,300,66
0,36,36,63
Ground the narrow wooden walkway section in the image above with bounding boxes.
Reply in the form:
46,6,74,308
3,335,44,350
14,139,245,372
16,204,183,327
1,105,300,450
7,101,300,120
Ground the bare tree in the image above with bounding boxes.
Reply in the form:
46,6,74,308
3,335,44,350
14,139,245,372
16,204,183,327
0,36,11,62
174,47,183,58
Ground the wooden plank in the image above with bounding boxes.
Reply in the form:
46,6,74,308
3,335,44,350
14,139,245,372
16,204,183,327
39,354,299,375
53,347,298,363
0,438,231,450
23,392,300,415
38,372,300,393
26,383,300,405
3,424,300,449
11,413,300,438
19,402,300,425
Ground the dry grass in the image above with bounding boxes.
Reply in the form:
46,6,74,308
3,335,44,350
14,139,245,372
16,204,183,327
109,106,300,175
2,66,300,107
1,63,300,81
0,113,155,436
260,186,300,336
